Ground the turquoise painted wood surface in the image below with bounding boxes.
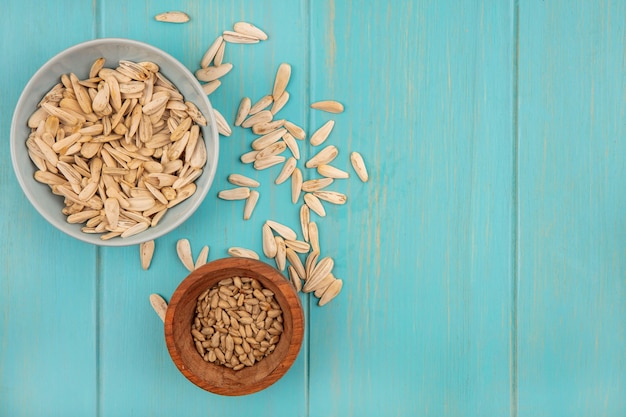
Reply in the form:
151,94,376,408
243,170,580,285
0,1,624,416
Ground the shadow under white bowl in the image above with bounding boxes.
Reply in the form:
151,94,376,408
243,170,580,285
10,38,219,247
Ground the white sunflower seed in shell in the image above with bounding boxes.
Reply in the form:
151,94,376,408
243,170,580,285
291,168,302,204
233,22,268,40
201,36,224,68
309,272,336,294
228,174,259,188
305,251,319,280
288,266,302,292
305,145,338,168
272,63,291,100
195,245,210,269
350,151,369,182
202,80,221,95
310,100,344,113
314,191,347,205
89,57,105,79
283,121,306,140
218,187,251,200
195,63,233,82
282,132,300,159
300,205,310,242
213,108,232,136
308,222,320,253
240,150,259,164
318,279,343,306
304,193,326,217
249,95,274,115
301,178,334,192
243,190,259,220
222,30,260,44
262,223,277,258
252,120,285,135
309,120,335,146
317,164,350,179
266,220,297,241
228,247,260,260
303,256,334,292
104,198,120,229
121,222,149,238
67,210,100,224
274,157,297,185
251,128,287,150
213,41,226,66
274,236,286,271
140,240,155,270
286,248,306,279
149,293,168,322
255,141,286,160
235,97,251,127
154,11,190,23
177,238,195,272
285,240,311,254
270,91,289,115
253,155,285,170
242,110,273,129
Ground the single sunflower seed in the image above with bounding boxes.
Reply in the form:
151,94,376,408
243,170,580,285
235,97,251,127
243,190,260,220
233,22,268,40
140,240,155,270
300,205,310,242
218,187,251,200
177,238,195,272
272,63,291,100
317,164,350,179
308,221,320,253
282,132,300,159
291,168,302,204
314,191,347,205
266,220,297,241
223,30,260,44
305,145,339,168
195,245,210,269
155,11,190,23
284,121,306,140
310,100,344,113
202,80,221,95
242,110,273,128
228,174,260,188
213,108,232,136
285,239,311,254
309,120,335,146
301,178,334,192
318,279,343,306
286,248,306,279
228,247,260,260
262,223,277,258
255,141,287,160
249,95,274,115
288,266,302,292
195,63,233,82
350,151,369,182
252,119,285,135
253,155,285,170
251,128,287,150
270,91,289,115
274,157,297,185
304,193,326,217
149,293,168,322
274,236,286,271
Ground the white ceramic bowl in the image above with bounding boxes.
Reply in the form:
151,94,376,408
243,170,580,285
10,38,219,246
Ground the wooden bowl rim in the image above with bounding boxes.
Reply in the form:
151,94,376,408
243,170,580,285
164,257,305,395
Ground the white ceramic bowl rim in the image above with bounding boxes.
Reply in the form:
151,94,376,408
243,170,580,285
10,38,219,247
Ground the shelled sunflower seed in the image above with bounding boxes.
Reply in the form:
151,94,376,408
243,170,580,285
191,277,283,369
27,58,209,241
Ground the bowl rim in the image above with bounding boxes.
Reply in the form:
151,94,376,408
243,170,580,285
10,37,219,247
164,258,305,396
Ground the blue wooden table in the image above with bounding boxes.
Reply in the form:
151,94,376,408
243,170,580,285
1,1,625,416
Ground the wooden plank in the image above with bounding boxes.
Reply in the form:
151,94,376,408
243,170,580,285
518,2,626,416
0,1,97,416
96,1,309,414
307,1,515,416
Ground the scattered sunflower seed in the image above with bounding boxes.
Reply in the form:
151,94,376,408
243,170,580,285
266,220,298,241
149,293,168,322
305,145,339,168
213,108,232,136
140,240,155,270
304,193,326,217
300,205,310,242
318,279,343,306
274,157,297,185
243,190,260,220
313,191,347,205
309,120,335,146
301,178,334,192
235,97,251,127
228,247,260,260
270,91,289,115
202,80,221,95
233,22,268,40
291,168,303,204
223,30,260,44
228,174,260,188
272,63,291,100
218,187,251,200
284,121,306,140
249,95,274,115
154,11,190,23
350,151,369,182
176,238,195,272
200,36,224,68
310,100,344,113
317,164,350,179
195,245,210,269
262,223,277,258
242,110,273,128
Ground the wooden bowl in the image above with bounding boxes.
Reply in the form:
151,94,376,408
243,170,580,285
164,257,305,396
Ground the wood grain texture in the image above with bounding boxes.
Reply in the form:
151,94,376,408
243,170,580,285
0,1,97,416
518,2,626,416
0,0,624,415
306,1,515,416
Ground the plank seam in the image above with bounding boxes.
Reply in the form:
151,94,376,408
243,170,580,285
511,0,520,416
